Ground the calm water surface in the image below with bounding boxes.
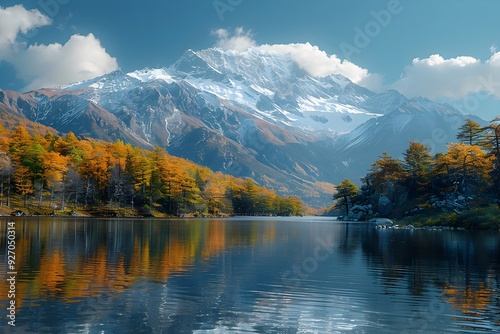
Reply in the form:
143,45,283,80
1,217,499,333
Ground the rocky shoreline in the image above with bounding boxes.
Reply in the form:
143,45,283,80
335,216,500,231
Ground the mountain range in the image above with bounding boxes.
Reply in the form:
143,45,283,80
0,47,478,207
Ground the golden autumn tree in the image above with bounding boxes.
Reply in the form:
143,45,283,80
457,118,484,146
43,151,69,208
243,179,260,214
78,141,111,205
13,164,33,207
107,140,131,207
0,136,10,152
277,196,303,216
255,187,278,214
146,146,168,212
203,173,229,215
8,126,34,206
227,180,246,214
436,143,494,207
125,146,151,208
160,158,185,214
9,126,33,154
176,171,203,214
54,132,85,163
368,152,407,203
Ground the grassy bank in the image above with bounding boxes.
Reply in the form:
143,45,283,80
0,194,237,218
397,205,500,230
0,194,169,218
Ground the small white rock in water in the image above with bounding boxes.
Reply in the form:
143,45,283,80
370,218,395,229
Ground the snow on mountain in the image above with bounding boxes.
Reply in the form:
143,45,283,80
62,70,141,92
56,47,406,139
127,68,176,84
108,48,403,136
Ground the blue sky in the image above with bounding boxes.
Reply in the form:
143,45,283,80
1,0,500,119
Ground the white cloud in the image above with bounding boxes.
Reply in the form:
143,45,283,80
0,5,51,58
0,5,118,91
212,28,373,86
392,53,500,99
259,42,370,84
212,27,256,52
12,34,119,91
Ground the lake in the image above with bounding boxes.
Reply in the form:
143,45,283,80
1,216,499,333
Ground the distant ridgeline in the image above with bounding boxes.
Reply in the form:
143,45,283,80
331,117,500,226
0,126,303,217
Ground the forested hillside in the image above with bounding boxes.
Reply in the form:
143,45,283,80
0,126,303,217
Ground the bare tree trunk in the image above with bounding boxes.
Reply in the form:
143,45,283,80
343,194,349,215
61,179,66,211
0,173,3,208
7,176,10,207
49,186,54,209
35,180,44,208
85,178,91,207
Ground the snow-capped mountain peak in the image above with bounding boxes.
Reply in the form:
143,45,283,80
127,68,176,84
52,47,412,138
62,70,141,92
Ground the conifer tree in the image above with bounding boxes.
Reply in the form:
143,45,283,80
403,141,433,198
369,152,406,202
457,118,484,146
483,117,500,204
333,178,359,215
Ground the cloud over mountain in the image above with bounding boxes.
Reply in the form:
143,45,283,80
213,27,257,52
259,42,370,84
213,28,372,86
0,4,118,91
12,33,118,91
392,53,500,99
